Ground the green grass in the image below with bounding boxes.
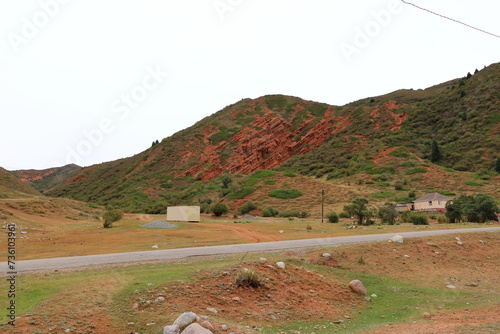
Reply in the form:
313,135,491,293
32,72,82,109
268,189,303,199
263,261,477,334
372,191,396,199
227,187,256,199
405,167,427,175
463,180,484,186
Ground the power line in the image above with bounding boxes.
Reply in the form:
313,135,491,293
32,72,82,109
401,0,500,39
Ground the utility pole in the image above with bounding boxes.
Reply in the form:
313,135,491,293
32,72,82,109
321,186,325,223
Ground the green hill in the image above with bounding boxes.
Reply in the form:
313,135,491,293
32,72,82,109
45,63,500,213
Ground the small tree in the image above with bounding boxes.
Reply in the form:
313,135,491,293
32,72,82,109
378,203,398,225
343,198,372,225
430,140,442,163
326,211,339,223
495,158,500,173
211,203,228,217
102,210,123,228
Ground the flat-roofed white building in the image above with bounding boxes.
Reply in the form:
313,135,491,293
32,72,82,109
167,206,200,222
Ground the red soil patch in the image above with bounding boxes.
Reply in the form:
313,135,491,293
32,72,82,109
133,262,364,331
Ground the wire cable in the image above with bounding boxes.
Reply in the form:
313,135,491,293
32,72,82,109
401,0,500,39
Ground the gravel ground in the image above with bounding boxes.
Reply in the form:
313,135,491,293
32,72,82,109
141,220,178,229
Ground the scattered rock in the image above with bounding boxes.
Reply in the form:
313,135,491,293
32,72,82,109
389,235,404,244
455,237,461,241
456,241,463,246
279,230,284,234
173,312,200,330
128,322,134,326
231,297,241,302
155,296,165,303
322,253,332,259
404,255,410,258
427,242,437,246
221,324,228,331
163,324,180,334
146,322,156,326
181,323,213,334
132,302,139,309
349,280,367,296
465,283,479,287
446,285,456,289
423,312,432,319
259,257,267,264
479,240,484,244
276,262,286,269
206,307,218,314
371,294,378,298
152,244,159,249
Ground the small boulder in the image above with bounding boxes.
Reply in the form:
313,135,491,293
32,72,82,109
221,324,228,331
231,296,241,302
276,262,286,269
389,235,404,244
173,312,200,330
181,323,213,334
206,307,218,314
259,257,267,264
155,296,165,303
322,253,332,259
200,321,215,331
152,244,159,249
423,312,432,319
446,285,456,289
163,324,180,334
349,280,367,296
457,241,463,246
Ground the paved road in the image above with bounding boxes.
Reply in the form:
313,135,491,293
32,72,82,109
3,227,499,273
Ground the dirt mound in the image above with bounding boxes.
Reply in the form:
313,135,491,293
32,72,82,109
132,261,364,330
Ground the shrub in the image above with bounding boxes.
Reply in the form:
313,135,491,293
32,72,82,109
339,211,350,218
437,216,448,224
234,269,261,288
268,189,303,199
394,181,404,191
239,201,257,215
280,210,309,218
284,172,297,177
262,207,279,217
409,213,429,225
211,203,229,217
102,210,123,228
326,211,339,223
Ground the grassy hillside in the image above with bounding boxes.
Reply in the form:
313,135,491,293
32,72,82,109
0,167,41,198
45,63,500,213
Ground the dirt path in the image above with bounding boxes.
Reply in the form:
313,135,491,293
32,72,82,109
197,222,279,243
3,227,498,273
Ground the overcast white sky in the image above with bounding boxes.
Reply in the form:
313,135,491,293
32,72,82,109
1,0,499,170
